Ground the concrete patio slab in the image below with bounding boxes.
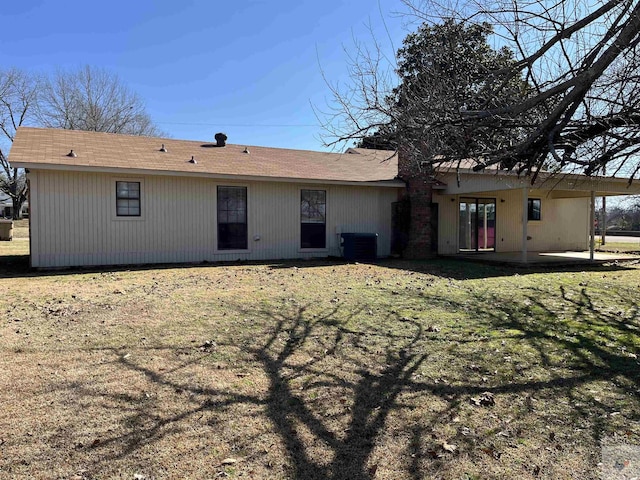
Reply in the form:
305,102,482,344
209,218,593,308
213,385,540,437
449,251,640,267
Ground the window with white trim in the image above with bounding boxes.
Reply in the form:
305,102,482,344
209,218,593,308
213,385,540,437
301,189,326,249
116,181,141,217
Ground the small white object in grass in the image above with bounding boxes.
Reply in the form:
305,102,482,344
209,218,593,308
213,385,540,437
442,442,457,453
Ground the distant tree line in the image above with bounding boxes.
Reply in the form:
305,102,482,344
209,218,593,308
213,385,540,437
601,199,640,231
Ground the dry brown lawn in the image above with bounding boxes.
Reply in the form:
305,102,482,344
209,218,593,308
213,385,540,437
0,251,639,479
11,219,30,239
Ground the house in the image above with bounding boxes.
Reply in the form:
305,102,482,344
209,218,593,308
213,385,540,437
9,128,402,268
0,196,29,219
8,127,640,268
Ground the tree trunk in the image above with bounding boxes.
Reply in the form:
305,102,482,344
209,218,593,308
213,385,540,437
11,196,24,220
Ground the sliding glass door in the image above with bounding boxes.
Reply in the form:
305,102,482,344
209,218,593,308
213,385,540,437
459,198,496,252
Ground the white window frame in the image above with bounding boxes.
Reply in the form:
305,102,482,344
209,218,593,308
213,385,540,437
112,177,145,222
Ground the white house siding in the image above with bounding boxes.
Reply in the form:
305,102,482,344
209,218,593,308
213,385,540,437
433,193,459,254
433,189,590,254
28,170,399,268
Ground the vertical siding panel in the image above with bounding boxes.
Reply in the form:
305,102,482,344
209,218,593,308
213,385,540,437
40,172,47,266
29,172,40,267
71,172,78,265
42,172,49,266
99,174,108,266
154,176,161,263
434,193,456,254
81,173,88,265
191,178,197,262
93,174,99,265
53,172,61,266
54,172,61,265
149,176,158,263
151,177,159,262
185,177,193,262
54,172,61,266
45,172,54,266
173,177,180,263
169,177,176,263
64,172,72,265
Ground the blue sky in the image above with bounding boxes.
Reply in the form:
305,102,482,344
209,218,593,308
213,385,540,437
2,0,411,151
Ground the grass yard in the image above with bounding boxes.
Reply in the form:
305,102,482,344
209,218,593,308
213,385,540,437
11,219,30,239
0,253,639,479
596,242,640,254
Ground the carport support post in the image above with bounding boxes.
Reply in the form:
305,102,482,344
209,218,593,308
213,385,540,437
590,190,596,261
522,187,528,264
601,196,606,246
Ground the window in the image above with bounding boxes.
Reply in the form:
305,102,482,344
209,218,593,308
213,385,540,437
217,186,247,250
301,189,326,249
528,198,541,221
116,181,141,216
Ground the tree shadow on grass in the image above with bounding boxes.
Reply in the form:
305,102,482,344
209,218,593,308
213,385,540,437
421,281,640,444
35,303,435,479
24,275,640,478
245,304,429,479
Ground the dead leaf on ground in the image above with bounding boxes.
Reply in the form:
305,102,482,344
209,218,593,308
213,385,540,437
471,391,495,407
481,447,502,459
426,449,442,459
442,442,457,453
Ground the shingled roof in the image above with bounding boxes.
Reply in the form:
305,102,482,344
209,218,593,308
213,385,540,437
9,127,402,186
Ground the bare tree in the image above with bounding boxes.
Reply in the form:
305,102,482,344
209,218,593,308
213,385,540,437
38,65,161,136
0,69,38,219
0,66,162,219
322,0,640,182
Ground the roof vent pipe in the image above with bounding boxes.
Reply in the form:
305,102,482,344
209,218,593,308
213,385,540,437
189,156,197,164
215,132,227,147
67,149,77,157
160,144,167,152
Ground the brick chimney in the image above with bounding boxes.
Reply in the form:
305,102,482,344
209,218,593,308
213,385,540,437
397,148,436,259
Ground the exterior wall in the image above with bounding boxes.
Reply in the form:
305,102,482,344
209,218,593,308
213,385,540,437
29,170,399,268
433,192,459,254
433,189,590,254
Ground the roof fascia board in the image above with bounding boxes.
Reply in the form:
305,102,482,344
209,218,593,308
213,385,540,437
441,167,637,185
437,171,640,195
18,163,405,188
